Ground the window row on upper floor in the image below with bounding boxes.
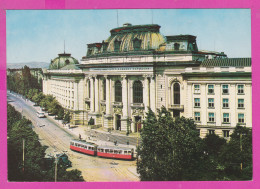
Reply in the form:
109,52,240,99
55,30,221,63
194,98,245,109
194,112,245,124
193,84,246,95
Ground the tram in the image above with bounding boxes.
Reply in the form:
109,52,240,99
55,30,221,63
70,140,97,156
70,140,134,160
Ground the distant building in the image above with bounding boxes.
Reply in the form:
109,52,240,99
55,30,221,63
42,23,251,138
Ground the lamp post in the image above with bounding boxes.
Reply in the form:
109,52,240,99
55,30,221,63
22,139,25,173
238,132,246,171
54,156,58,182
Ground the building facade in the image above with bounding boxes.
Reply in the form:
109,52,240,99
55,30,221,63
42,23,251,138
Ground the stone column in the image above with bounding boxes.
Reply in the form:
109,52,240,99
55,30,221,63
104,75,113,128
150,76,156,112
94,76,99,112
105,76,111,115
143,75,150,112
90,76,95,112
74,82,78,110
121,75,129,132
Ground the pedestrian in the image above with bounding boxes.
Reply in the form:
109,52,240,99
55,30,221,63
79,134,81,140
114,140,117,146
127,141,129,145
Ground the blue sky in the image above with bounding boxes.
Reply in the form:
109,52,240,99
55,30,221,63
6,9,251,63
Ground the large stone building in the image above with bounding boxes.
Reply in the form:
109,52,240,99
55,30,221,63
42,23,251,138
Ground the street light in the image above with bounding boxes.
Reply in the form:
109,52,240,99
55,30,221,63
237,132,247,171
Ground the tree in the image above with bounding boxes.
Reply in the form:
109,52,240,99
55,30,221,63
63,111,71,124
137,107,206,181
21,65,32,95
47,99,59,115
7,104,84,181
202,134,227,180
32,92,44,106
57,107,65,120
219,126,252,180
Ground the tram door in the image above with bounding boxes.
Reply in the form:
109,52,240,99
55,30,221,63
116,115,121,131
135,116,141,132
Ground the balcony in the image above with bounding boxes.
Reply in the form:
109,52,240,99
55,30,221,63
112,102,123,108
131,103,144,108
169,104,184,111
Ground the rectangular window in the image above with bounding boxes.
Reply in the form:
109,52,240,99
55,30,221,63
208,85,214,94
194,98,200,107
208,113,215,122
223,98,229,108
194,112,200,121
223,113,230,123
238,85,244,94
238,99,244,108
222,85,229,94
208,130,215,135
208,98,214,108
194,84,200,94
223,130,230,138
238,113,245,123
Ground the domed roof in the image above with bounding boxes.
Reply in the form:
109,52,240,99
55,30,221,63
104,24,166,52
49,53,79,70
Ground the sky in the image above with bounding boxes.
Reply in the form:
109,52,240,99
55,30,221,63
6,9,251,63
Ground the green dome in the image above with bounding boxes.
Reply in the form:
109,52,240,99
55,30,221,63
49,53,79,70
105,24,166,52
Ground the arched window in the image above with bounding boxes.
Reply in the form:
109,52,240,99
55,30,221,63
103,80,106,100
133,38,142,51
133,81,143,103
115,80,122,102
174,83,180,104
114,39,121,52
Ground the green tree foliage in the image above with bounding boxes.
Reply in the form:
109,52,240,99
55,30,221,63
32,92,44,106
202,134,227,180
57,107,65,120
22,65,31,95
137,107,206,181
7,104,84,181
48,99,60,116
63,111,71,124
219,126,252,180
7,66,42,96
137,107,252,181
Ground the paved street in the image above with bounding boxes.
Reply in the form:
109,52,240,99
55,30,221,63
7,92,139,182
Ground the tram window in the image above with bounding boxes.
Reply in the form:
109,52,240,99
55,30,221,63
128,151,131,155
118,150,122,154
114,150,118,154
105,149,109,153
97,148,100,152
101,149,104,152
88,146,91,150
75,143,78,147
109,149,113,153
124,151,127,154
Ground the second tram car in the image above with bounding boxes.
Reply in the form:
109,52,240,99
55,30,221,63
70,140,134,160
97,145,133,160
